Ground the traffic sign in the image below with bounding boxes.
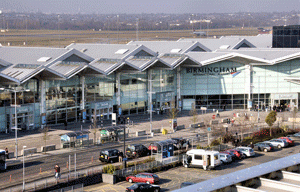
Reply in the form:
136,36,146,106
11,105,21,107
207,127,211,132
201,107,207,110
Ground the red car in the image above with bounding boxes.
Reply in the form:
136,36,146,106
126,173,160,184
226,149,244,159
279,137,294,146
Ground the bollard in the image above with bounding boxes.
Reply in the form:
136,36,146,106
10,175,11,182
40,167,42,174
91,156,93,163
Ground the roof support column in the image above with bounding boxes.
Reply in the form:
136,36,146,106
39,80,46,129
116,72,121,107
148,69,153,115
245,65,252,111
80,76,86,123
177,67,181,111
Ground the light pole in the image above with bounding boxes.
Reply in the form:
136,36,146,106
0,87,30,158
23,145,27,191
148,78,164,133
258,76,260,122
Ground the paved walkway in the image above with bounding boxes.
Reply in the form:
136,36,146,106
1,109,299,159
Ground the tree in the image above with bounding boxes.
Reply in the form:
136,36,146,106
292,107,298,130
91,109,98,144
41,126,50,154
189,103,198,132
168,99,179,132
265,111,277,136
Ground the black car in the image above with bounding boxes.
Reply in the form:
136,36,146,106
180,182,195,188
126,144,150,158
126,183,160,192
99,149,120,163
253,142,273,152
171,138,190,150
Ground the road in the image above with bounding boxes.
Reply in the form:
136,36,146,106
84,143,300,192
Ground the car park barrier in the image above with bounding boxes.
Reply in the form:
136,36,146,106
176,125,185,130
210,120,219,125
21,147,37,156
190,122,205,128
136,130,147,137
152,129,161,133
41,145,56,152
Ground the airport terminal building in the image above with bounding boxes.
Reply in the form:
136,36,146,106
0,32,300,133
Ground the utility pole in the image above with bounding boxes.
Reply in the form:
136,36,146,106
136,18,139,41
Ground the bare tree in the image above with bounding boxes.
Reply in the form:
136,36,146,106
91,109,98,144
41,126,50,154
189,103,198,132
168,99,179,132
292,107,298,130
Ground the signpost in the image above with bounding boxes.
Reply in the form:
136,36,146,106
201,107,207,115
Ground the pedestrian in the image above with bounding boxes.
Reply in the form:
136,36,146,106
64,120,68,130
250,142,254,149
118,151,123,162
216,110,220,118
160,105,164,115
5,147,9,159
54,164,61,180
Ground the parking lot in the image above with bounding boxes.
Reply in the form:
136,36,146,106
84,141,300,192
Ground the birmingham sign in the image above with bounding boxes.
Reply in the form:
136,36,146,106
186,67,237,76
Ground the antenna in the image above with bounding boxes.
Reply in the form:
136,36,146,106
136,18,139,41
117,15,119,44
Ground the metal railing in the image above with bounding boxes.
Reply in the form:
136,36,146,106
114,155,184,177
49,183,84,192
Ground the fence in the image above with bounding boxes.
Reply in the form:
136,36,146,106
49,184,84,192
114,155,184,177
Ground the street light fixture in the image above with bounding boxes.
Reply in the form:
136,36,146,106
23,145,27,191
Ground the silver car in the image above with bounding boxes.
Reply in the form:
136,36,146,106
235,147,256,157
219,153,232,164
267,139,288,149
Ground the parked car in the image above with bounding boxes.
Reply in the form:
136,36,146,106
221,151,237,161
180,182,195,188
235,147,255,157
267,139,288,149
226,149,244,159
99,149,120,163
219,153,232,164
253,142,273,152
126,144,150,158
125,183,160,192
171,138,190,150
278,137,294,146
126,173,160,184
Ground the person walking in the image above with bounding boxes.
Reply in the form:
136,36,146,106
5,148,9,159
118,151,123,162
54,164,61,180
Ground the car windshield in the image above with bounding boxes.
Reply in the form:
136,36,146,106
152,174,159,178
131,184,138,189
127,145,136,151
101,151,109,155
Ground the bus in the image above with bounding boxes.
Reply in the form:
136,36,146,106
0,150,7,171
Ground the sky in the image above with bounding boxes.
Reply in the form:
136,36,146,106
0,0,299,14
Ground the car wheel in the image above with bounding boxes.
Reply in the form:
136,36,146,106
277,145,282,149
129,179,133,183
110,159,114,163
147,152,150,156
146,181,150,184
221,160,224,164
154,188,160,192
263,148,268,152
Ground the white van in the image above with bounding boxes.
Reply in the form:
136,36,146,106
183,149,221,170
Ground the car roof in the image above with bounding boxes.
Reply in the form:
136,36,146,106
140,173,154,175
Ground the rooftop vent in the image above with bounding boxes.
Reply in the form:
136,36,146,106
81,48,87,52
219,45,230,50
37,57,51,62
115,49,129,54
170,49,182,53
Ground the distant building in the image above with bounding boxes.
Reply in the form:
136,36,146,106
272,25,300,48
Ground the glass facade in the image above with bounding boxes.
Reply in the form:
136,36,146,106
272,25,300,48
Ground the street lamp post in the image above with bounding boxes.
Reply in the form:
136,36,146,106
23,145,27,191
